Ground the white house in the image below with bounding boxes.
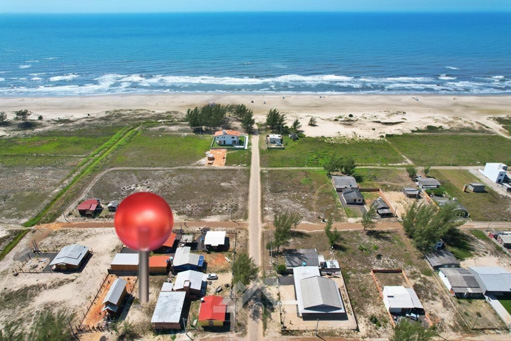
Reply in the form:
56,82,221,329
480,163,508,183
214,130,241,146
267,134,283,144
382,286,424,314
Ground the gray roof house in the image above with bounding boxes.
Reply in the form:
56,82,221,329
102,278,127,314
332,176,358,192
342,189,364,205
417,177,441,189
374,198,393,217
293,266,346,320
151,291,187,330
425,249,460,269
173,270,206,297
432,196,469,218
285,249,320,269
439,268,484,298
50,244,90,270
172,247,204,272
469,267,511,294
467,183,485,193
403,187,420,198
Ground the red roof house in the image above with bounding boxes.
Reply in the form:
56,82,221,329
198,296,227,327
163,232,177,248
77,199,102,216
149,255,170,274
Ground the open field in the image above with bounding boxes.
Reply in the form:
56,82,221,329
85,168,249,220
356,167,415,190
261,169,345,223
388,133,511,166
430,169,511,221
260,136,405,167
459,229,511,270
104,130,212,168
225,149,251,167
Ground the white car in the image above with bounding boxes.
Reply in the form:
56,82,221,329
207,273,218,280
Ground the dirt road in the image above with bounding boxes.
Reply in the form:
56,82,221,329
247,134,263,341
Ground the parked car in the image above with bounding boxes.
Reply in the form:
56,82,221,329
207,273,218,280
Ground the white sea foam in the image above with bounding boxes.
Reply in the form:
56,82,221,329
49,74,79,82
438,74,456,80
19,64,32,69
0,78,4,82
445,66,459,70
31,77,43,81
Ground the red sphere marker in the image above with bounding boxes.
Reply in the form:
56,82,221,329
115,192,174,251
114,192,174,304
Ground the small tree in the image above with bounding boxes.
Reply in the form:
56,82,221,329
14,109,33,129
342,157,356,176
241,111,255,133
424,165,431,177
0,112,7,126
308,116,317,126
323,157,343,176
291,118,302,132
233,253,259,286
390,319,437,341
324,217,341,247
266,109,286,132
362,204,377,231
267,211,302,252
232,104,251,120
406,166,417,180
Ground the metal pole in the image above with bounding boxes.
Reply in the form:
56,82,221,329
139,250,149,304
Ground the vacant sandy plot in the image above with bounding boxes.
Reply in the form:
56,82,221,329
0,228,121,330
83,168,250,221
0,166,73,223
385,191,425,218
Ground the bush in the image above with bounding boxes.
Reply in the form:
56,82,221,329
276,264,287,274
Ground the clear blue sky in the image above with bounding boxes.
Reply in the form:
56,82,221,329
0,0,510,13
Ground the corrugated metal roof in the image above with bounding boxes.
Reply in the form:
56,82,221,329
103,278,127,306
151,291,186,324
173,247,202,267
173,270,205,291
161,282,174,292
293,266,345,316
440,268,483,294
383,286,423,310
418,178,441,186
111,253,139,266
332,176,357,189
343,189,363,201
204,231,226,247
50,244,89,266
470,267,511,293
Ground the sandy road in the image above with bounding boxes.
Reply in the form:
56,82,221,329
247,134,264,341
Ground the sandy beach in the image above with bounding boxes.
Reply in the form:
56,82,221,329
1,94,511,138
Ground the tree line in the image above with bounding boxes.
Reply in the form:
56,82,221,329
185,104,255,133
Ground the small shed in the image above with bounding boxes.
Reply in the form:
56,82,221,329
382,286,424,315
107,201,119,212
102,278,127,316
467,183,485,193
417,177,441,189
77,199,102,216
332,176,358,192
498,234,511,248
50,244,90,271
110,253,139,273
425,249,460,270
267,134,283,145
342,189,364,205
204,231,227,251
151,291,187,330
373,198,393,217
198,296,227,327
403,187,419,198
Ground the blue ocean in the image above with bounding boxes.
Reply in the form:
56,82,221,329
0,12,510,96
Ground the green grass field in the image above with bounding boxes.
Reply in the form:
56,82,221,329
388,134,511,166
355,167,415,190
260,136,404,167
0,127,120,156
106,131,212,167
225,150,251,167
429,169,511,221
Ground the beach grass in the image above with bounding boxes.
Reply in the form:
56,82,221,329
429,169,511,221
106,131,211,168
388,134,511,166
260,136,404,167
